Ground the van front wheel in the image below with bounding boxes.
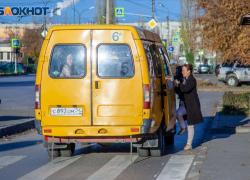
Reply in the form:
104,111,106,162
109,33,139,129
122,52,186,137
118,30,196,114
60,143,75,157
150,126,163,157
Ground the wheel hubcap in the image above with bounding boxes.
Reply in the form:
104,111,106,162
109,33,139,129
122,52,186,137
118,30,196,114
228,78,235,85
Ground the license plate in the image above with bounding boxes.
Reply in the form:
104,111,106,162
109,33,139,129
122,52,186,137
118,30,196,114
51,108,83,116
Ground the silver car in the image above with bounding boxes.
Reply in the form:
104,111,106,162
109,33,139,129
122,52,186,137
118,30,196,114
217,61,250,87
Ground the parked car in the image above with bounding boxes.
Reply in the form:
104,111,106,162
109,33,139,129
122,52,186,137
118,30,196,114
198,64,210,74
217,60,250,87
0,62,27,74
215,64,220,76
193,67,198,74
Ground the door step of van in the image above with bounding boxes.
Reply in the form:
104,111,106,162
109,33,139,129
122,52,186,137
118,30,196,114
163,129,176,136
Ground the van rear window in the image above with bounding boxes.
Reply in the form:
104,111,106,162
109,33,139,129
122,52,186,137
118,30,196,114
97,44,134,78
49,45,86,78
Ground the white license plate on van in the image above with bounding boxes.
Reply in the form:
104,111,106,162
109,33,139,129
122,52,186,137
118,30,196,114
50,108,83,116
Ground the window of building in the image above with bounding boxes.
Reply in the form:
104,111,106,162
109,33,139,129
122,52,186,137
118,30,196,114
7,52,10,60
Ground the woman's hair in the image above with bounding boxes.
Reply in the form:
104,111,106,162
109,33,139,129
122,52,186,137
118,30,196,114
183,64,193,73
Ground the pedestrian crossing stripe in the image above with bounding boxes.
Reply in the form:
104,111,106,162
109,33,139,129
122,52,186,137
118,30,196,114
2,154,195,179
86,155,138,180
0,156,26,169
17,156,81,180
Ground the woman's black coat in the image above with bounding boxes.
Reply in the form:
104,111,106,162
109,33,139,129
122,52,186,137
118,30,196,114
176,74,204,126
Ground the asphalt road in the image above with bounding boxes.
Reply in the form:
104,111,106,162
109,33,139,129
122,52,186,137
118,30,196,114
0,74,224,180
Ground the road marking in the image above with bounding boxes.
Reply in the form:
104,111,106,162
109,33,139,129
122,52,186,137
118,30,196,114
86,155,138,180
0,156,26,169
17,156,81,180
156,155,195,180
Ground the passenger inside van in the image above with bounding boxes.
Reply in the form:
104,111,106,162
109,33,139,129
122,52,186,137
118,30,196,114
49,45,86,78
60,54,74,77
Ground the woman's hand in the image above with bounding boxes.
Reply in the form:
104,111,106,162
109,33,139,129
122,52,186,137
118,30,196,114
173,80,179,87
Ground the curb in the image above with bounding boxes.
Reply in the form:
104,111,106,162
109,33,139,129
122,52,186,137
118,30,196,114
0,119,35,138
198,88,250,92
211,101,250,134
186,99,221,180
210,101,223,134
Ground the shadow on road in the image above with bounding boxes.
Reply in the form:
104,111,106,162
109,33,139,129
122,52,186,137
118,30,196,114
0,140,42,152
0,116,33,121
0,81,35,87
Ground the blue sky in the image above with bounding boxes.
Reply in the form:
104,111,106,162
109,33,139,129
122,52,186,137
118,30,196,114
0,0,180,24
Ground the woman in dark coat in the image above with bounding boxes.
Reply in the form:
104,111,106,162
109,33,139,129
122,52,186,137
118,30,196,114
173,64,203,150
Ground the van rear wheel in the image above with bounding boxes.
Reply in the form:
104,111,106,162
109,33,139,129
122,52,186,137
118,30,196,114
60,143,75,157
47,149,60,157
137,147,150,157
150,126,163,157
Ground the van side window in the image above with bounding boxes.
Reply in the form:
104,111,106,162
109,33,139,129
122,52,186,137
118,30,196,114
160,47,172,75
97,44,134,78
143,43,156,77
151,45,162,78
49,45,86,78
158,47,170,76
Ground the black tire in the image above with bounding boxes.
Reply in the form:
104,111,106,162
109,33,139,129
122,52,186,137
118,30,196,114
226,76,238,87
137,147,150,157
150,126,163,157
60,143,75,157
164,125,176,146
164,134,175,146
47,149,60,157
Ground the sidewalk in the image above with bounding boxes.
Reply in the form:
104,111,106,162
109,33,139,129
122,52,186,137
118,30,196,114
198,100,250,180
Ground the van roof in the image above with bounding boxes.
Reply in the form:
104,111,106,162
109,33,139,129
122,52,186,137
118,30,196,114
46,25,162,43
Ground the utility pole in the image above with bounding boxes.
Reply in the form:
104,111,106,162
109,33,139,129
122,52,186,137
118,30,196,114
167,15,169,48
73,0,75,24
15,16,18,74
42,0,50,38
152,0,155,19
106,0,109,24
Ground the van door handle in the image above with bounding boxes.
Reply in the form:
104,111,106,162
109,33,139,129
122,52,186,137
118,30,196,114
95,81,101,89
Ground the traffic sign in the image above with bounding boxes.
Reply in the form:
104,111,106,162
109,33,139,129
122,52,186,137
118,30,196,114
198,49,204,55
168,46,174,52
41,30,48,37
175,31,181,37
179,38,184,43
148,19,157,28
11,39,20,48
115,8,124,17
162,41,166,47
172,37,179,44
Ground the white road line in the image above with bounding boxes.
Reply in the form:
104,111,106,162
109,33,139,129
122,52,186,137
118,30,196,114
86,155,138,180
156,155,195,180
17,156,81,180
0,156,26,169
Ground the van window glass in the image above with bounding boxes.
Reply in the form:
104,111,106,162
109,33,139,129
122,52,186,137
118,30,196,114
97,44,134,78
49,45,86,78
143,43,156,77
158,47,170,75
160,47,173,75
151,45,162,78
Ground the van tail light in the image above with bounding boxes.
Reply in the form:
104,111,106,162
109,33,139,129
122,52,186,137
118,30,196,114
217,69,220,74
143,84,150,109
35,85,40,109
